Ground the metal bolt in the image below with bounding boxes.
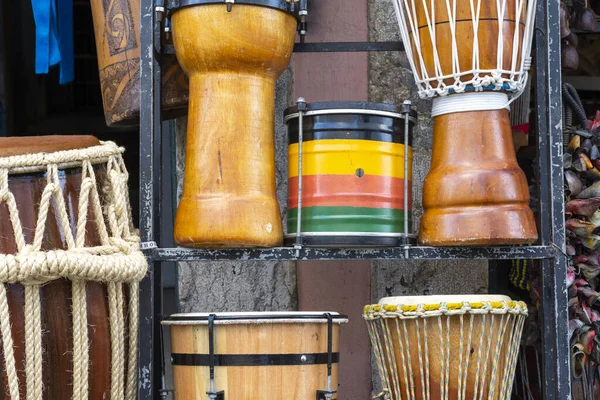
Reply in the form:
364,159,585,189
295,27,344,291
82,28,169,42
300,355,307,362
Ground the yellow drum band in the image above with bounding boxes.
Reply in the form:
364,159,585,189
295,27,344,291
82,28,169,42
288,139,413,234
363,300,528,317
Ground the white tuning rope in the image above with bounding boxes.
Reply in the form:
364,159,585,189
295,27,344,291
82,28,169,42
431,92,510,117
391,0,538,102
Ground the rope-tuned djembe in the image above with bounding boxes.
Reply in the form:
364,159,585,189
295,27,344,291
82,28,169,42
391,0,539,245
0,136,147,399
364,295,528,400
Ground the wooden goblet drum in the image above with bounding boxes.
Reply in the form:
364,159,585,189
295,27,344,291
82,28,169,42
162,312,348,400
364,295,528,400
171,1,298,248
392,0,539,245
90,0,189,126
0,136,147,399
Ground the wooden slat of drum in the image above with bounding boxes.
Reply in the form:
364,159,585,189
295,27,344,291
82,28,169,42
0,158,113,399
0,135,100,157
170,323,340,399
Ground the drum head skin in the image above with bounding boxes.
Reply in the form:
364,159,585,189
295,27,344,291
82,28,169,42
0,135,100,157
162,311,349,325
170,0,299,16
284,101,418,121
378,294,513,306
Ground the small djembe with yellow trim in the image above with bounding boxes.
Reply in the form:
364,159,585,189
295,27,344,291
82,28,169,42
364,295,528,400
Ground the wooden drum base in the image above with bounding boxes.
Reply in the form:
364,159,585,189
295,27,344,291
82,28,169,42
419,109,538,246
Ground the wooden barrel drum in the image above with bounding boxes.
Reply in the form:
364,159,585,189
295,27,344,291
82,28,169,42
90,0,189,126
170,0,299,248
364,295,528,400
393,0,539,245
0,136,146,399
285,102,416,247
162,312,348,400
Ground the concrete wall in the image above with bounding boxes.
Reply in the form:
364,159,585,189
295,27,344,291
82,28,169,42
174,0,488,395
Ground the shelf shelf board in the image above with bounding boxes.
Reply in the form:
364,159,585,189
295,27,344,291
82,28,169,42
146,245,556,262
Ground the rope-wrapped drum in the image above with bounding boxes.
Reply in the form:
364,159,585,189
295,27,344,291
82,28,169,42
364,295,527,400
0,136,147,399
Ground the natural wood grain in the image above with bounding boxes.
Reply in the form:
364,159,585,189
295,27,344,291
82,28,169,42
407,0,527,88
0,136,119,398
170,322,341,400
419,110,537,245
90,0,188,126
381,314,512,400
172,5,296,247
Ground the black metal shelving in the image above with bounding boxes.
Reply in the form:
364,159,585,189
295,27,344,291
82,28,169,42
137,0,570,399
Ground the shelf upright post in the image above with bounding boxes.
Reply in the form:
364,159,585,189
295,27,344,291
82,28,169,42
139,0,163,396
535,0,571,397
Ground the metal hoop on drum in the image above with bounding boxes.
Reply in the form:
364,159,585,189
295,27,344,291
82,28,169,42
165,0,308,40
162,312,345,400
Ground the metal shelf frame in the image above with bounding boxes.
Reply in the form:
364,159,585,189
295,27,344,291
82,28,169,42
137,0,570,399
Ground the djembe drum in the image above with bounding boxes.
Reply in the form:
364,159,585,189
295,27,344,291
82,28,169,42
90,0,189,126
284,101,416,247
170,0,299,248
0,136,147,399
391,0,539,245
364,295,527,400
162,312,348,399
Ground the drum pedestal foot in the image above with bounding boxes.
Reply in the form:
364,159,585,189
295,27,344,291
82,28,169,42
419,109,538,246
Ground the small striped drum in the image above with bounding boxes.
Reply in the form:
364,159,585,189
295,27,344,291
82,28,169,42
285,102,417,247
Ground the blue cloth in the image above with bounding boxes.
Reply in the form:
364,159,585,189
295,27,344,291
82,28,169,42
31,0,73,84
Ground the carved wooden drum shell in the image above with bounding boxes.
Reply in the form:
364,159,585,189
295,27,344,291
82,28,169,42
90,0,189,126
406,0,528,88
171,1,297,248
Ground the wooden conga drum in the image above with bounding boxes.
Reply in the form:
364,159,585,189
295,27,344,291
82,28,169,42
391,0,539,245
162,312,348,400
285,102,417,247
364,295,527,400
90,0,189,126
170,0,299,248
0,136,147,399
